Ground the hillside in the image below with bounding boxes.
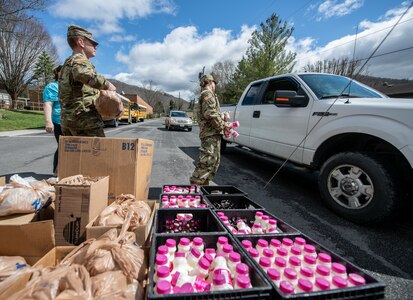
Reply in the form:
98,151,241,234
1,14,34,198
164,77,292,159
109,78,190,111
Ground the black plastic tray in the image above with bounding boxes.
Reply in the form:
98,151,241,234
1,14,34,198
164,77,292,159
237,234,385,299
212,209,299,236
148,233,273,299
204,194,264,210
154,208,227,234
201,185,247,196
162,184,201,194
159,193,208,208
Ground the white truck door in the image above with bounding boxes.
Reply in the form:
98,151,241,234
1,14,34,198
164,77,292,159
233,82,264,146
249,77,313,163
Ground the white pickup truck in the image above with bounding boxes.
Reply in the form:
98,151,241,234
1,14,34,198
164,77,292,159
222,72,413,224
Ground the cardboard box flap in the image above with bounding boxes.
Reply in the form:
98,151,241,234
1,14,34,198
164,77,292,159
0,220,54,257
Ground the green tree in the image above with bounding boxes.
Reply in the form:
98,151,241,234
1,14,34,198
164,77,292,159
225,13,296,103
169,99,175,111
33,51,55,88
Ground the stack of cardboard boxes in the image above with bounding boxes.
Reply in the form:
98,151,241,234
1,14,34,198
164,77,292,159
0,136,155,298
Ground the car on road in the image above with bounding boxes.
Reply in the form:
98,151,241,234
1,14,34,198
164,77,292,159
222,72,413,224
165,110,193,131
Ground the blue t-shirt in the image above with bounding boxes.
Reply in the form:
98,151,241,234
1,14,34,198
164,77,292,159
43,82,60,124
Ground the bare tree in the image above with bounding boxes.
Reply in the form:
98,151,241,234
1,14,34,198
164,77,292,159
211,60,236,103
303,57,361,78
0,0,47,21
0,16,57,108
139,80,161,108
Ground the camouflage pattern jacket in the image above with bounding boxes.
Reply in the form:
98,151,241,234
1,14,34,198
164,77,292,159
59,52,111,127
197,90,226,138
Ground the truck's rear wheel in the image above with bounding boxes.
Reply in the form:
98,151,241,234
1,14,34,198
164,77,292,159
318,152,400,224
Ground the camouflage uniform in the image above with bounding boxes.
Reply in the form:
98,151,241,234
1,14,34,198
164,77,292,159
59,25,112,137
190,75,226,185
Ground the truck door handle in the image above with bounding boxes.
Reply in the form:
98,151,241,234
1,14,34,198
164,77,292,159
253,111,260,118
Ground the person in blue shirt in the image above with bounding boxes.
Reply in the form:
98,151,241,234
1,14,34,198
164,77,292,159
43,65,63,175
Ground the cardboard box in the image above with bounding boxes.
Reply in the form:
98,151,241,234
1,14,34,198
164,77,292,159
0,206,55,300
54,176,109,246
0,176,5,186
86,200,156,246
58,137,154,202
33,246,75,268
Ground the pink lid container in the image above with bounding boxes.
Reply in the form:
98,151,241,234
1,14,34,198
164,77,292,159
241,240,252,249
318,253,332,263
157,265,170,278
259,257,271,268
282,238,293,247
315,277,330,290
268,219,277,225
179,237,190,246
277,247,288,257
255,211,263,217
279,280,294,294
205,248,216,255
155,254,168,265
270,239,281,248
192,237,203,246
300,266,314,278
263,248,274,258
198,257,210,270
316,265,331,276
289,256,301,267
283,268,297,280
212,273,226,285
252,223,262,228
297,278,313,292
304,254,317,265
217,236,228,245
267,268,280,280
156,280,171,294
248,248,259,258
203,253,213,263
236,263,249,275
165,239,176,248
332,262,347,274
294,237,306,246
348,273,366,286
190,247,201,258
217,212,225,217
257,239,269,248
261,215,269,221
290,246,302,256
332,275,348,288
157,245,168,255
236,275,251,288
229,252,241,263
304,244,316,254
275,257,287,268
222,243,233,254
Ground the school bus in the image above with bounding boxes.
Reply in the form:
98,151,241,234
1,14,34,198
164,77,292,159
137,104,147,122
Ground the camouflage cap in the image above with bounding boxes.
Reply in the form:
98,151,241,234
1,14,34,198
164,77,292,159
200,74,217,85
67,25,99,45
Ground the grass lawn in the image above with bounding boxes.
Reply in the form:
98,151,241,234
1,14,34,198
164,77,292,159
0,109,45,131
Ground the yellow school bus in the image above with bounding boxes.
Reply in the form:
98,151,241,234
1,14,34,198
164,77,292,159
137,104,147,122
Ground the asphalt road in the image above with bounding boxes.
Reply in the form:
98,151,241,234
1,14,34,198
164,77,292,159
1,118,412,299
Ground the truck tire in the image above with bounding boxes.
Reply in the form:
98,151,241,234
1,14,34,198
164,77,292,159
188,127,192,132
318,152,400,224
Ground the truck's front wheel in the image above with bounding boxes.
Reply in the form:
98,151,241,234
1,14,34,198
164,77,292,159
318,152,400,224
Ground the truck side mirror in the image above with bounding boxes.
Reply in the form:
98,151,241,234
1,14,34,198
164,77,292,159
274,90,307,107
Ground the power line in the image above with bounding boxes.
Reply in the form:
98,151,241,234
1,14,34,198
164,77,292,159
285,0,315,21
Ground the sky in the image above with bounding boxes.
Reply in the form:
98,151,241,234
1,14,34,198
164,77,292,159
36,0,413,100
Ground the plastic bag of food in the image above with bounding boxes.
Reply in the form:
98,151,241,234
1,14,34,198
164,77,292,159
0,256,28,281
0,175,54,216
95,90,124,120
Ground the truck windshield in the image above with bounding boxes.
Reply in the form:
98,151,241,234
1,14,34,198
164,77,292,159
298,74,384,99
171,112,187,117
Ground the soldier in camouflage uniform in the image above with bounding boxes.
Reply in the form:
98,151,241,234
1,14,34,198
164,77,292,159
190,74,228,186
59,25,116,137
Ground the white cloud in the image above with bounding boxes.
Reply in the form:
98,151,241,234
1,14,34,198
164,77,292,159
292,2,413,79
318,0,364,20
114,25,255,100
50,0,176,35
